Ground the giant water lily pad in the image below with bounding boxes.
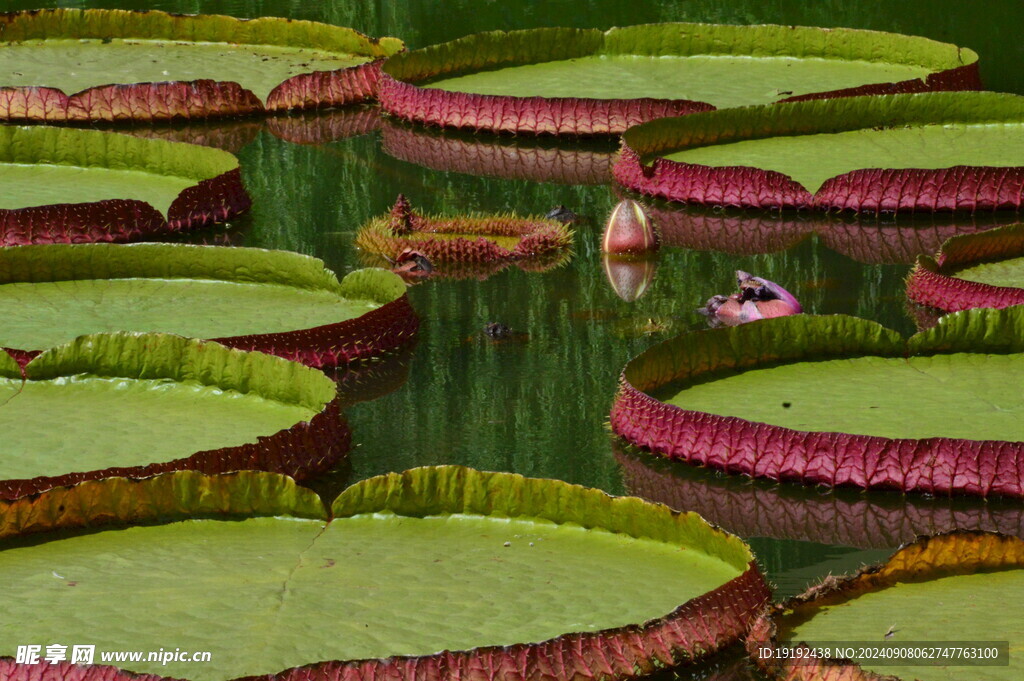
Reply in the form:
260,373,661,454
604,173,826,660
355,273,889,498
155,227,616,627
748,531,1024,680
0,466,770,681
0,333,346,499
378,24,978,136
0,9,403,122
0,243,418,368
611,307,1024,498
0,125,249,245
616,442,1024,550
615,91,1024,213
908,224,1024,314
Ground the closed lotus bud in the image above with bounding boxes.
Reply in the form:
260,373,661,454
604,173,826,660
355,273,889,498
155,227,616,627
602,200,659,255
603,254,658,302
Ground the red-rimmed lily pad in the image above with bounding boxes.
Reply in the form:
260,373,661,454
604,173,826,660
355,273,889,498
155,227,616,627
907,224,1024,314
0,243,418,368
379,24,979,136
0,466,770,681
356,195,573,270
615,442,1024,550
0,9,403,122
748,531,1024,680
381,118,617,184
0,333,347,500
611,307,1024,498
0,125,249,245
615,91,1024,213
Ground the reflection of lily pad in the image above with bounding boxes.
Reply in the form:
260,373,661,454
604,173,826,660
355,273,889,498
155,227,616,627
379,24,978,135
119,106,383,152
0,9,403,122
0,466,769,681
908,224,1024,314
640,197,1019,264
0,244,418,368
611,308,1024,498
1,126,249,246
0,333,346,500
616,443,1024,550
356,195,573,267
749,532,1024,681
615,92,1024,212
381,119,617,184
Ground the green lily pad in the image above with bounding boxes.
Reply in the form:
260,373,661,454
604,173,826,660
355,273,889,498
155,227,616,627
954,257,1024,288
0,125,249,244
0,243,416,367
0,9,404,121
6,39,366,105
0,466,770,681
612,307,1024,497
663,352,1023,441
664,119,1024,194
907,225,1024,316
429,54,931,110
750,532,1024,681
0,333,344,499
615,91,1024,212
379,24,978,135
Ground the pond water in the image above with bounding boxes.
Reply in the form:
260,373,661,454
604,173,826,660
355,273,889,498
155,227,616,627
6,1,1023,679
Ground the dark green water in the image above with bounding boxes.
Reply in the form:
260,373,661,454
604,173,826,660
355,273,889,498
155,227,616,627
6,1,1024,678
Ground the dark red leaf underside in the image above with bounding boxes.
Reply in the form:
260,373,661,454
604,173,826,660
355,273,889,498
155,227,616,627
266,61,383,112
0,63,387,123
907,265,1024,313
0,398,349,501
611,380,1024,498
381,120,615,184
0,658,175,681
378,75,714,136
615,144,1024,213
